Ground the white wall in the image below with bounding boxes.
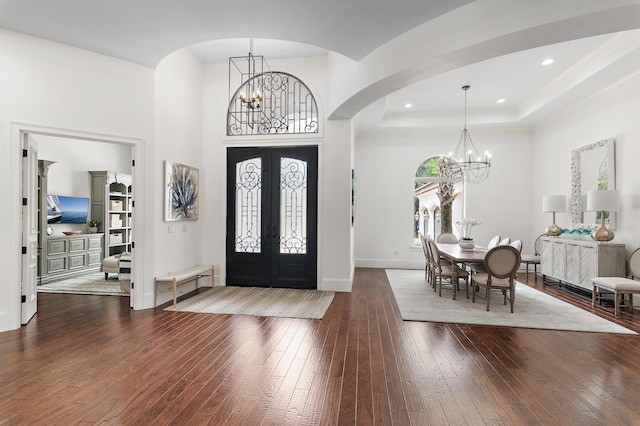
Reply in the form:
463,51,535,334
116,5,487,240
322,118,354,290
354,129,533,269
532,76,640,255
152,48,207,305
0,29,154,332
200,62,227,288
200,55,354,291
39,139,131,195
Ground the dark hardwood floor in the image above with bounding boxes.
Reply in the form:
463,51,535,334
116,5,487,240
2,268,640,425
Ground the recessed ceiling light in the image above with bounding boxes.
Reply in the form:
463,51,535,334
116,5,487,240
496,98,506,104
541,58,555,66
404,103,413,108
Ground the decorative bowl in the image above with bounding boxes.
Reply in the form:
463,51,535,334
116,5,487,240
63,231,82,236
458,238,475,251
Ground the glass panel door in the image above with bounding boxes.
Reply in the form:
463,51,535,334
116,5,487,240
226,146,317,289
280,157,307,254
235,158,262,253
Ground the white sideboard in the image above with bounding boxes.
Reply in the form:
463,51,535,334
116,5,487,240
540,236,625,291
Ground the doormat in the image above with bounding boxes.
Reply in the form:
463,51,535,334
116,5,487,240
165,286,334,319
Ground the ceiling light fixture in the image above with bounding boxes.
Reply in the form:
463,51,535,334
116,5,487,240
449,85,491,185
541,58,555,66
229,38,269,110
496,98,506,104
404,103,413,108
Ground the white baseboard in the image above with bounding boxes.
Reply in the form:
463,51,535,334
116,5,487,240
355,258,423,270
0,312,18,333
320,278,353,292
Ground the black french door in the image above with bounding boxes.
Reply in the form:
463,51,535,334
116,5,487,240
226,146,318,289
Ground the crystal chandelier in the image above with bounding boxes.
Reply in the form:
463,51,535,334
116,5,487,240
449,85,491,184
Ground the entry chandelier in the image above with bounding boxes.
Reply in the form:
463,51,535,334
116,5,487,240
229,38,269,110
449,85,491,184
227,39,319,136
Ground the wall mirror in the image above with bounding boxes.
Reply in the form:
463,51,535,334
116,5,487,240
570,138,615,227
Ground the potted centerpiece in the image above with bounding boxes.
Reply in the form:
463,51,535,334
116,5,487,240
456,218,480,250
87,219,100,233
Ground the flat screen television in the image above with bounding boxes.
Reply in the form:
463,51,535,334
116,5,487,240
47,195,90,224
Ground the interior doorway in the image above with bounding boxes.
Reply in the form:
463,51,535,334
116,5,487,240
226,146,318,289
18,126,139,325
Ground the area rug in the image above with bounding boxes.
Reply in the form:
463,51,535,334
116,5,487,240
386,269,636,335
37,272,128,296
165,286,335,319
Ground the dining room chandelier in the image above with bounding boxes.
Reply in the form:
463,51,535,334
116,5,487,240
449,85,491,184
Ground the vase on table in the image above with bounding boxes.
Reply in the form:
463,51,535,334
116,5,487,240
458,238,475,251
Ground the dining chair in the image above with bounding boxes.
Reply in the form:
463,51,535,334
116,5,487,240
428,239,469,299
419,233,432,285
469,234,502,274
498,237,511,246
592,247,640,317
487,235,501,249
509,239,523,252
472,245,521,312
520,234,543,279
436,233,458,244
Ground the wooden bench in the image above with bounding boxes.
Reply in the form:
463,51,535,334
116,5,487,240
154,265,214,308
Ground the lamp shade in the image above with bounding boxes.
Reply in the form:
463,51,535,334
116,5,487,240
587,190,620,212
542,195,566,213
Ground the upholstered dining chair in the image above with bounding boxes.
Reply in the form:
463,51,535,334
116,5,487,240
419,233,433,285
487,235,501,250
472,245,521,312
437,232,458,244
469,234,503,274
592,247,640,317
520,234,544,280
509,239,523,252
428,239,469,299
498,237,511,246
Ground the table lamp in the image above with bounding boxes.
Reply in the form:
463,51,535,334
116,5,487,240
542,195,566,236
587,190,619,241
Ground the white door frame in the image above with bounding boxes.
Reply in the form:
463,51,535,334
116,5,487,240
21,132,38,323
8,122,145,331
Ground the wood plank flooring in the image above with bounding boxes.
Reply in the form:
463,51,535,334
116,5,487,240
2,268,640,424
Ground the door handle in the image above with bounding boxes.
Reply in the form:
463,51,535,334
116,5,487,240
264,226,277,240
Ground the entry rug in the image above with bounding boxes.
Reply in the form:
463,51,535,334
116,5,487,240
37,272,128,296
165,286,335,320
386,269,636,335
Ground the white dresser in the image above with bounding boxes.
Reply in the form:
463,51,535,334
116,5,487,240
540,236,625,291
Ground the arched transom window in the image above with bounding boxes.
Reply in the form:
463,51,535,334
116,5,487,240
227,72,319,136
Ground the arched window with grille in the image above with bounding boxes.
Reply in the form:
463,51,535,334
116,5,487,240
414,156,463,243
227,71,319,136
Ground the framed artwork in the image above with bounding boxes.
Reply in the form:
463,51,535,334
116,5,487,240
164,160,199,221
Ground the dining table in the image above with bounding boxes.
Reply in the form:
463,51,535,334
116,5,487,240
435,243,488,299
436,243,487,264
